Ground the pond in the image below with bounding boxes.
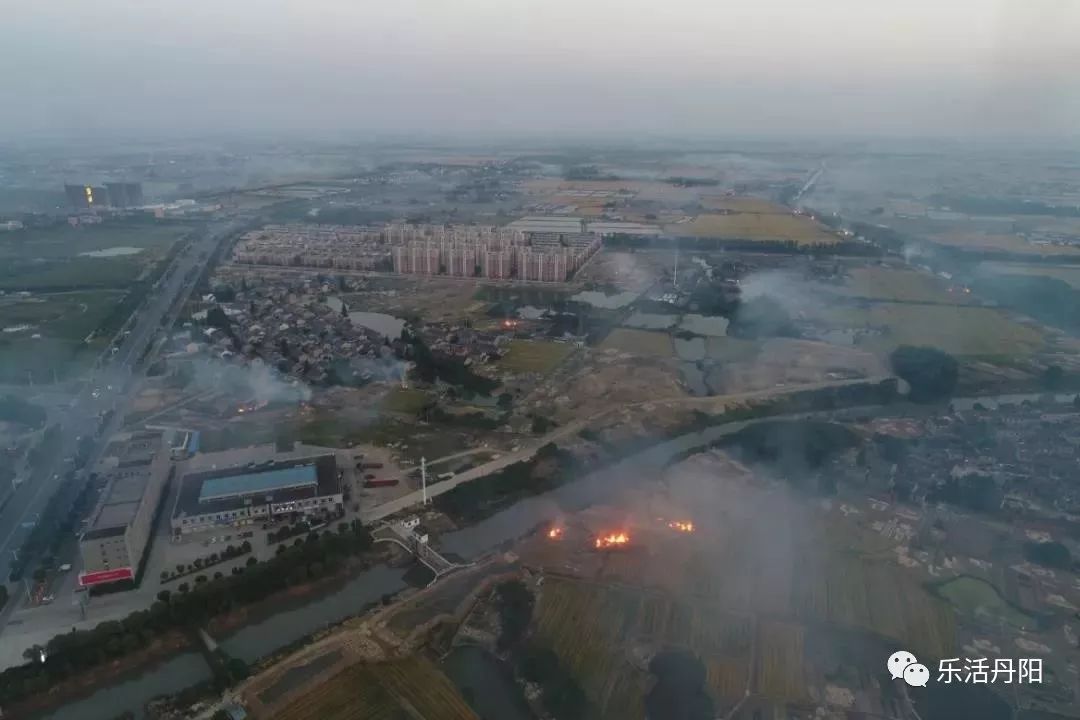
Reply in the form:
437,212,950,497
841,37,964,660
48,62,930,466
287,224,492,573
442,645,534,720
935,576,1035,630
569,290,639,309
326,297,406,338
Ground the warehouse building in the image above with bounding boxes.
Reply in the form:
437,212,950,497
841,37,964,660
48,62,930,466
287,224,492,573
171,443,344,536
79,431,174,588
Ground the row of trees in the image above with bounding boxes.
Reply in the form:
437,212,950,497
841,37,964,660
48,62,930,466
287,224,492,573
161,541,253,583
435,443,578,523
0,521,373,708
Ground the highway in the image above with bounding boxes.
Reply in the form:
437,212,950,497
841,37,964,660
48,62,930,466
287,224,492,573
0,221,238,587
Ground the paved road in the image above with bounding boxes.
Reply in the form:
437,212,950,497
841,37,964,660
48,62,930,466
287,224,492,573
0,221,239,586
361,376,892,523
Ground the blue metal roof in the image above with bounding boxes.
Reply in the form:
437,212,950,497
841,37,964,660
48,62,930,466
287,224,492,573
198,463,317,502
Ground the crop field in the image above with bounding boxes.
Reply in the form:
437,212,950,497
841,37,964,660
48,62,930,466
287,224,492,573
0,221,188,260
273,656,478,720
979,262,1080,289
808,302,1045,357
0,290,125,383
0,290,122,339
701,196,790,214
0,221,189,291
753,621,807,701
497,339,575,373
666,213,837,245
381,387,432,415
705,336,759,362
930,231,1080,257
833,267,978,304
598,328,675,357
533,577,754,719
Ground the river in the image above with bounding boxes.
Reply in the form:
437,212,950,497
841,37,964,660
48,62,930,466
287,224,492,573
35,416,749,720
36,390,1078,719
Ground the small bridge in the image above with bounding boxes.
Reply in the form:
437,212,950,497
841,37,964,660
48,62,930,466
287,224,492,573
372,523,460,579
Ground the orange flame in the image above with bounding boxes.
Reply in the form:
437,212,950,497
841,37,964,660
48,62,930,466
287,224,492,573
668,521,695,533
547,527,563,540
595,532,630,549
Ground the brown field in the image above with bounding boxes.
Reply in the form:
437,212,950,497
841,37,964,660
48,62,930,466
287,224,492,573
833,266,978,304
598,328,675,357
931,231,1080,257
665,213,838,245
700,196,790,214
522,178,704,204
498,339,576,373
272,656,478,720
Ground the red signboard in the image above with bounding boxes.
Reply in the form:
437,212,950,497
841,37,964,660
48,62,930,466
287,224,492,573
79,567,134,587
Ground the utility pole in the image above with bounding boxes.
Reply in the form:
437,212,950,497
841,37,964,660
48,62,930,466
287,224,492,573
673,247,679,288
421,456,428,505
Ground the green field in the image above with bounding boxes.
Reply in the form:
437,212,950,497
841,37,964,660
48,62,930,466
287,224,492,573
834,267,977,305
381,387,432,415
980,262,1080,290
0,221,189,290
0,291,127,383
497,339,575,373
934,576,1035,630
810,303,1044,357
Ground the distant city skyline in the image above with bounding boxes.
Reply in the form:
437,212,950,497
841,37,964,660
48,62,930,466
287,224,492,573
3,0,1079,141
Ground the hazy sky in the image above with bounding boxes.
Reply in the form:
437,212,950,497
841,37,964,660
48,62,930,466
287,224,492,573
3,0,1078,140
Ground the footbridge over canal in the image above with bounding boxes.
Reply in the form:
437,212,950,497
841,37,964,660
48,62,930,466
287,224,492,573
372,522,460,579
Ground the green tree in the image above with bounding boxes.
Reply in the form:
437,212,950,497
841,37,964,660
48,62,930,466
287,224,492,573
890,345,959,402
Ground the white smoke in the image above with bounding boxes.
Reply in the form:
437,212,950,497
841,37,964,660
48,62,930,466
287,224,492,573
184,357,311,404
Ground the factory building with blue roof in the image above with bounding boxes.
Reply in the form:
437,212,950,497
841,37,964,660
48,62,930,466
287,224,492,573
171,443,343,536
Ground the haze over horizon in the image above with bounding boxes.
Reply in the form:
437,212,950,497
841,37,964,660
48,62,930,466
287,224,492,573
3,0,1079,142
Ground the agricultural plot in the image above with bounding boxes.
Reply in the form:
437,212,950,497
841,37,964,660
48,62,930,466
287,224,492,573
381,387,432,415
0,290,125,383
701,196,790,214
497,339,575,373
534,577,754,718
833,267,977,305
979,262,1080,290
666,213,837,245
808,303,1045,357
930,231,1080,257
273,656,478,720
0,221,189,290
598,328,675,358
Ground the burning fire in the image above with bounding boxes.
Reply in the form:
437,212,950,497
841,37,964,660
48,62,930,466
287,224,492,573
668,521,695,533
595,532,630,549
547,526,563,540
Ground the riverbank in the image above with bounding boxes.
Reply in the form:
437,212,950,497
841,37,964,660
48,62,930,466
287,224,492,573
12,632,192,720
33,383,1075,720
19,537,395,720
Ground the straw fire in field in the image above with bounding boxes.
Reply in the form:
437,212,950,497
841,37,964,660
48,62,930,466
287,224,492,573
547,526,564,540
595,532,630,549
668,521,695,533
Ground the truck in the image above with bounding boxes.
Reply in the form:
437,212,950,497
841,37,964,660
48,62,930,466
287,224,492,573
363,478,399,489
